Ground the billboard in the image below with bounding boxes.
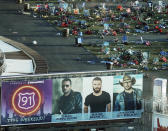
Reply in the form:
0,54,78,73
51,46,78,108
1,79,52,125
1,71,143,126
52,74,143,123
153,113,168,131
112,74,143,119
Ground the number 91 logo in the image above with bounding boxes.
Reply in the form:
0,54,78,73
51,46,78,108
12,85,42,116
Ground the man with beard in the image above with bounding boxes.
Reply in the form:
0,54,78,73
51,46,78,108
58,78,82,114
84,77,111,113
114,75,142,111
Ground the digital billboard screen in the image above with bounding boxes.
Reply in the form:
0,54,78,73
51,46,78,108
1,72,143,126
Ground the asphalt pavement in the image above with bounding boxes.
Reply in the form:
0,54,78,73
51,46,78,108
0,0,168,73
1,0,167,73
0,0,107,73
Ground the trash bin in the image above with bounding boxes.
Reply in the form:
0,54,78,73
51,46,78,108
106,62,113,70
62,28,69,37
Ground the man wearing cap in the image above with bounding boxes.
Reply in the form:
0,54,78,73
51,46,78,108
84,77,111,113
114,75,142,111
58,78,82,114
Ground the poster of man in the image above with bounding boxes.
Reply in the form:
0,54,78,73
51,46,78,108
113,74,143,111
52,78,83,115
83,76,113,114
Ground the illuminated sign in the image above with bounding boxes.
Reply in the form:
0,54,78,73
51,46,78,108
1,79,52,125
12,85,42,116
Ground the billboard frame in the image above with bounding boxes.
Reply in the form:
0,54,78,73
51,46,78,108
0,69,138,82
0,69,140,127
